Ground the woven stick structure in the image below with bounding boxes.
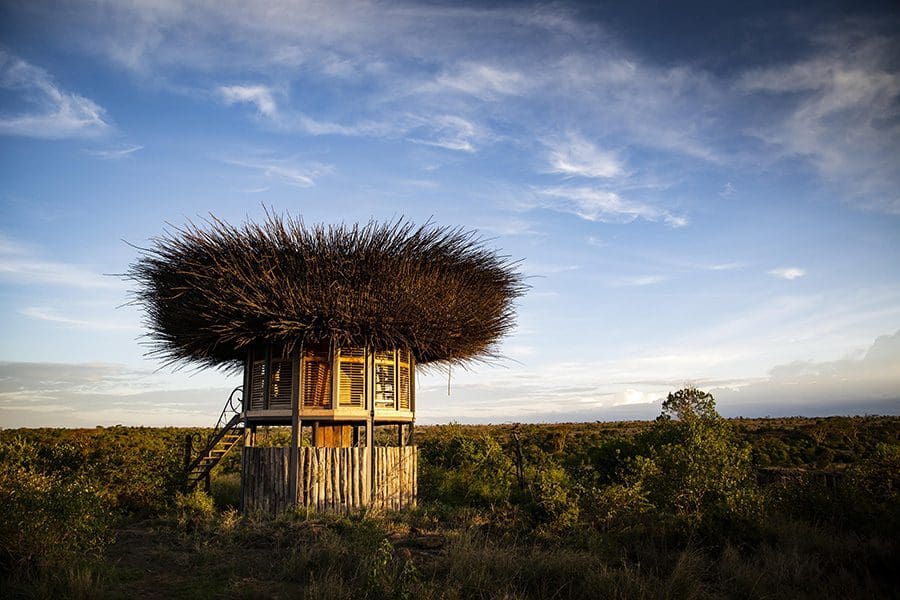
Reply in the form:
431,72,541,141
127,213,526,372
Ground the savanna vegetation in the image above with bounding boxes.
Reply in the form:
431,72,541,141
2,390,898,599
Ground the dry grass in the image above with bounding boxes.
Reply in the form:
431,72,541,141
127,213,526,372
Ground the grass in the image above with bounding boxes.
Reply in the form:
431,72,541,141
65,503,893,600
3,416,898,598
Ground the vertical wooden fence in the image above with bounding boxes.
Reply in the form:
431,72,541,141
242,446,417,514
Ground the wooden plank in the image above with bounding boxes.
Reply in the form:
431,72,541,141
328,447,334,512
316,448,325,512
398,446,405,509
343,448,350,511
325,447,332,512
355,447,362,510
289,349,301,508
334,447,341,512
361,447,368,507
304,447,311,507
311,447,318,512
391,447,401,510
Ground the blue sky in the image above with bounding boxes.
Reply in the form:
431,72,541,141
1,0,899,427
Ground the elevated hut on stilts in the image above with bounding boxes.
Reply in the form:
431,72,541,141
128,213,524,514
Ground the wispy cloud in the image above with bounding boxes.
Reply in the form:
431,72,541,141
218,83,392,137
538,186,687,227
769,267,806,281
219,84,278,117
545,133,624,178
85,144,143,159
222,156,333,187
408,115,484,153
425,62,528,99
0,235,123,289
737,27,900,214
0,361,241,427
0,50,110,139
20,307,138,331
611,275,668,287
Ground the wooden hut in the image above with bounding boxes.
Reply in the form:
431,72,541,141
128,214,524,513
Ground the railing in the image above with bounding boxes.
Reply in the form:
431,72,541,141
210,386,243,441
183,386,244,490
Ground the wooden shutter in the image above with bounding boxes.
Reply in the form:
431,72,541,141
338,347,365,408
398,349,411,410
249,360,266,410
268,359,293,409
302,347,332,409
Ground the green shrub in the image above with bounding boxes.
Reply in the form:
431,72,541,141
419,425,515,507
612,389,762,536
0,437,112,585
173,488,216,531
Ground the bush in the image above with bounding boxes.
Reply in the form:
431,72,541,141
611,389,762,536
0,437,112,585
172,488,217,531
418,425,515,507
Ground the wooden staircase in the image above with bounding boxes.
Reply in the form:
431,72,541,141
184,386,244,491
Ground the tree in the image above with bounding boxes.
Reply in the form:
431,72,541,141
660,387,718,422
627,389,760,529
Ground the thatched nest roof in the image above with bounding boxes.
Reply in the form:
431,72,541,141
127,213,526,371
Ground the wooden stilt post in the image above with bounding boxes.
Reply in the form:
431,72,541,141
366,348,376,506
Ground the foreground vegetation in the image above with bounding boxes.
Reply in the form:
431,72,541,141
2,391,898,598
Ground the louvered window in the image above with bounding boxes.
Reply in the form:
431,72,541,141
398,349,411,410
268,359,293,409
338,347,365,408
249,360,266,410
302,348,332,408
374,350,396,408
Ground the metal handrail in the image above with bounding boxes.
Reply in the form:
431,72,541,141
209,386,243,445
184,386,243,479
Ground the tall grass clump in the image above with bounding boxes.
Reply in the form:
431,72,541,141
0,437,112,594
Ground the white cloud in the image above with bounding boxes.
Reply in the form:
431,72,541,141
769,267,806,280
428,62,528,99
538,186,687,226
713,330,900,416
20,307,138,331
0,50,110,138
408,115,483,153
738,29,900,214
223,156,333,187
0,360,242,427
611,275,668,287
545,133,624,178
85,144,144,159
0,235,123,290
219,84,278,117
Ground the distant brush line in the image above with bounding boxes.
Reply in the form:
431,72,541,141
126,211,527,373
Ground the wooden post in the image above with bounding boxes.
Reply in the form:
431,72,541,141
366,348,375,506
263,345,271,411
289,348,301,507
